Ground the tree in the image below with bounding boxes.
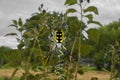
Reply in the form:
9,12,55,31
90,20,120,70
0,46,12,67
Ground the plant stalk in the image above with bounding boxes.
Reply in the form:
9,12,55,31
67,38,76,80
74,2,83,80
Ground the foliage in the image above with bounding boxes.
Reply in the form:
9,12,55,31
0,46,12,67
108,41,120,80
78,68,84,75
5,4,69,80
65,0,102,79
65,0,77,5
96,20,120,50
91,20,120,71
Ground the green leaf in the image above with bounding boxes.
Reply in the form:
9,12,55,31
5,33,17,36
87,28,100,43
23,31,33,38
84,6,98,15
16,38,20,42
67,17,82,36
65,0,77,5
18,18,23,26
17,42,24,49
66,8,77,14
88,21,102,27
85,14,93,21
81,44,93,57
12,20,17,25
111,28,117,39
8,24,18,28
18,28,23,32
24,38,31,47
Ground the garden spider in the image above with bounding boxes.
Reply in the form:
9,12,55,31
48,29,66,51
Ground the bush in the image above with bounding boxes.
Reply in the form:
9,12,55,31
77,68,84,75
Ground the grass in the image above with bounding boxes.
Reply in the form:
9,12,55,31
82,66,97,72
0,77,20,80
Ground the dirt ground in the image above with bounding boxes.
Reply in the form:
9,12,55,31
0,69,111,80
77,71,111,80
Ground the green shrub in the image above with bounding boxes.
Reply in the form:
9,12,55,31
77,68,84,75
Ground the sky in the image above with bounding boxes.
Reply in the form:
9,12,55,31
0,0,120,49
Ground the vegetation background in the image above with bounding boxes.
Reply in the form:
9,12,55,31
0,0,120,80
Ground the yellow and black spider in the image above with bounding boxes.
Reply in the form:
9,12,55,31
54,29,65,43
49,29,66,51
